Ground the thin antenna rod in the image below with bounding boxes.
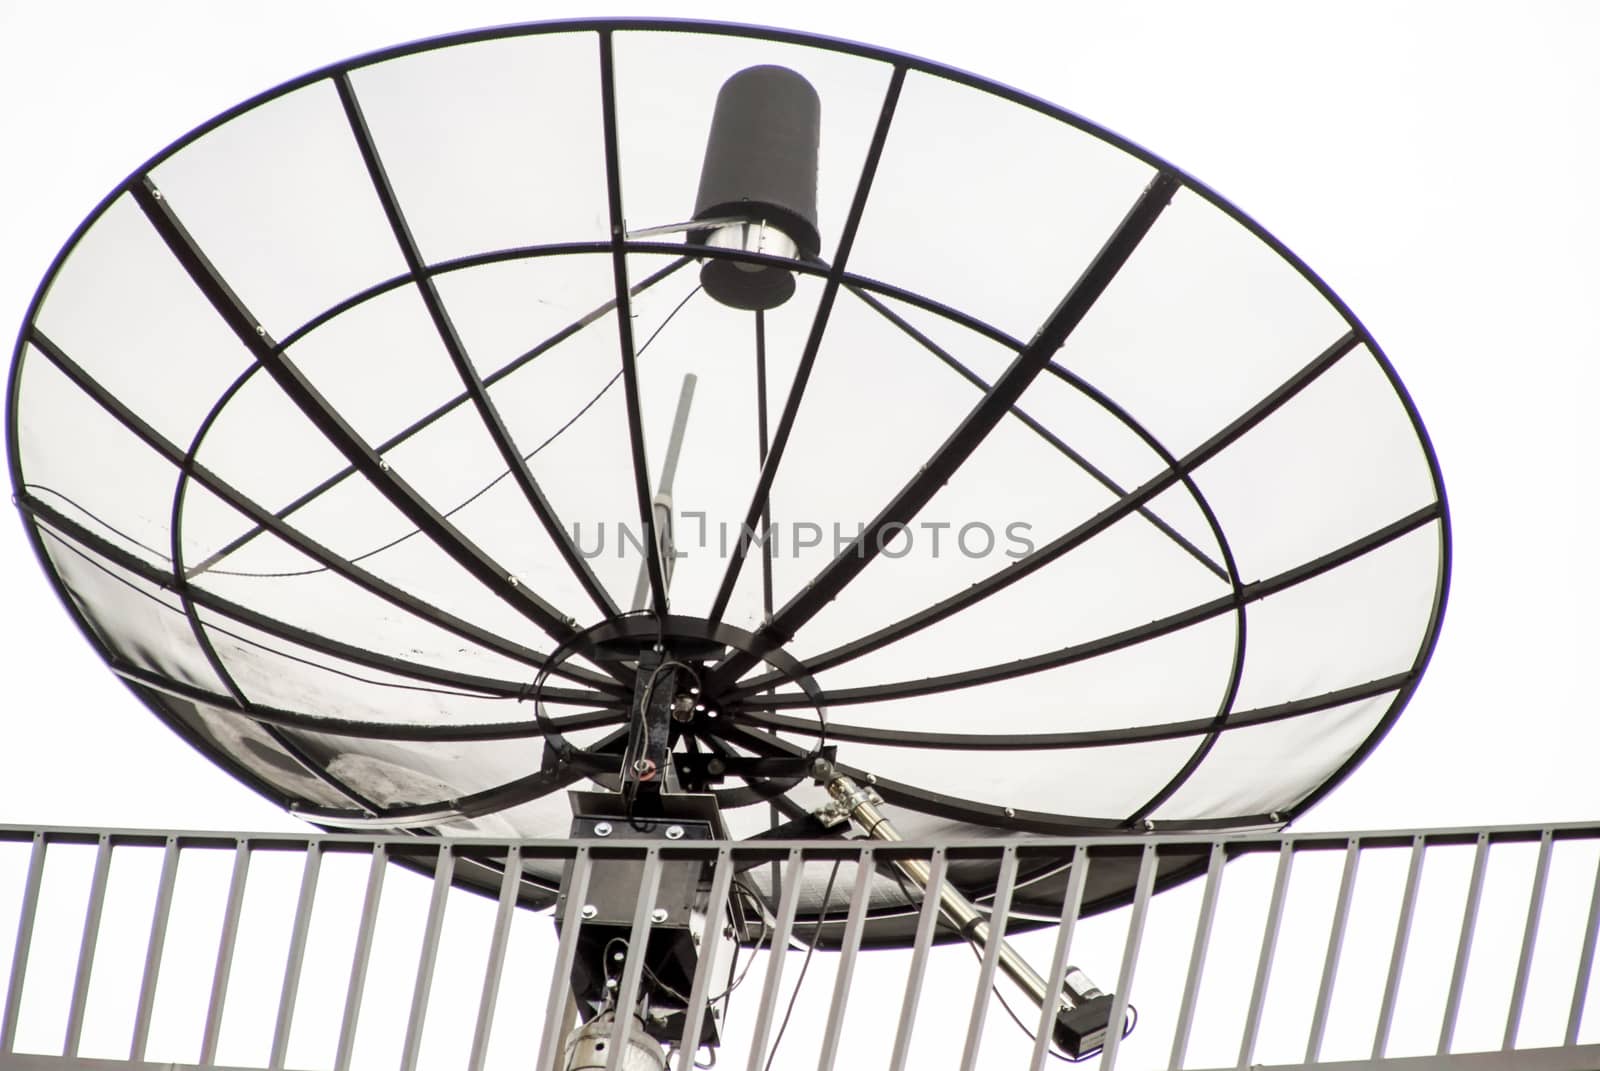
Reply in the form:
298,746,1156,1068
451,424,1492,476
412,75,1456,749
631,374,698,611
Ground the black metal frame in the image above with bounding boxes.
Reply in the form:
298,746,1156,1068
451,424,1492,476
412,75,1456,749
5,19,1452,841
335,72,621,626
732,505,1438,710
597,33,672,619
130,178,593,658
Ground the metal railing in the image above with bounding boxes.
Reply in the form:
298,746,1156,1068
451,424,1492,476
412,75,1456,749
2,822,1599,1071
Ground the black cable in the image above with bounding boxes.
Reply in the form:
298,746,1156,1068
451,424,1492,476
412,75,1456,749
962,940,1135,1063
38,531,531,708
23,484,172,563
606,934,693,1010
619,656,705,829
168,281,702,580
713,878,771,1006
762,861,842,1071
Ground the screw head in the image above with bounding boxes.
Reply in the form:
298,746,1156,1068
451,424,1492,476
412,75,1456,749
1142,818,1156,832
665,825,684,840
650,907,669,924
1003,806,1016,818
593,821,613,837
581,904,598,920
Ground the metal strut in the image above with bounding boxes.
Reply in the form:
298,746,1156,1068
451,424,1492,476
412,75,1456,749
818,772,1124,1059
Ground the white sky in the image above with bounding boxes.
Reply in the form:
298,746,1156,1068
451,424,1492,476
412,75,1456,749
1,0,1597,838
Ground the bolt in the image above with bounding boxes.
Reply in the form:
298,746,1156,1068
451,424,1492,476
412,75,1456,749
507,575,519,587
378,459,390,471
665,825,684,840
651,908,669,924
612,950,625,962
594,821,613,837
1143,818,1155,832
866,773,877,785
1004,807,1016,818
151,189,164,201
581,904,598,920
632,757,657,778
1270,812,1283,824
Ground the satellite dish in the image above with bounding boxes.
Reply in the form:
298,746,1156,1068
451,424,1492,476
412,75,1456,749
5,17,1448,1062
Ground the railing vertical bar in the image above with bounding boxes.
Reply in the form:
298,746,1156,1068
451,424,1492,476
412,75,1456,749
335,843,388,1071
1306,838,1361,1064
468,846,522,1071
1438,833,1490,1055
676,848,734,1071
129,836,181,1061
400,845,455,1071
1,834,49,1055
63,834,113,1057
1101,843,1160,1071
269,842,322,1071
1,833,48,1054
535,848,593,1071
746,848,806,1071
1372,835,1426,1060
889,849,948,1071
1169,842,1226,1071
1565,847,1600,1046
200,840,252,1066
959,845,1019,1071
816,848,876,1071
607,848,664,1071
1237,841,1296,1070
1030,844,1090,1071
1504,829,1554,1050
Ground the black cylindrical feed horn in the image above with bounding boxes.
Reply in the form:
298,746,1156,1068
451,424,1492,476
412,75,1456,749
691,65,821,310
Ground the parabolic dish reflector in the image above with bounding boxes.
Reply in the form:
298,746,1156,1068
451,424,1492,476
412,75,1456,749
5,20,1449,940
